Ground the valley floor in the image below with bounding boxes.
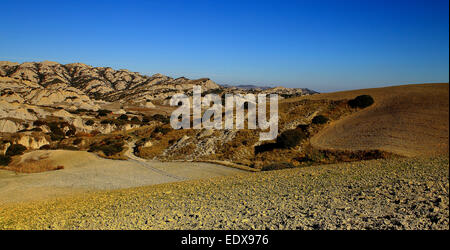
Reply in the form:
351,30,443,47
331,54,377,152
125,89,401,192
0,149,245,204
0,156,448,230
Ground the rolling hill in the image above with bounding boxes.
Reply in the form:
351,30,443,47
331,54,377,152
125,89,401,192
290,83,449,157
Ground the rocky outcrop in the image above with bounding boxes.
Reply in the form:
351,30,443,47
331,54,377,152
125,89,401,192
12,133,50,149
0,119,27,133
0,61,221,104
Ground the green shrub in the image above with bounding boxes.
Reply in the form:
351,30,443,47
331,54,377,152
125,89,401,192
66,129,76,137
348,95,374,109
33,120,47,127
254,142,278,154
261,162,296,171
39,145,51,150
276,129,307,148
85,119,95,126
118,114,129,120
312,115,329,125
100,119,111,125
88,138,124,156
49,128,65,141
0,154,11,166
97,109,111,117
152,114,170,124
131,116,140,123
73,138,82,145
142,116,150,123
5,144,27,157
153,126,171,135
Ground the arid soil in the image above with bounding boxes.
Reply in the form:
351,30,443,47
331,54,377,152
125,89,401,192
295,83,449,157
0,156,447,230
0,149,244,204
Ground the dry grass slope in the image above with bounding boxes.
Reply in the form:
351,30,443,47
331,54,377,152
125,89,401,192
289,83,449,157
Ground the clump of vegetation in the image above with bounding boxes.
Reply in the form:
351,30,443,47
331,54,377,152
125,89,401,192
152,126,172,136
276,129,308,149
142,116,150,123
33,120,47,127
97,109,111,117
348,95,374,109
48,122,66,141
70,108,91,114
65,129,76,137
118,114,129,120
0,154,11,166
39,145,51,150
85,119,95,126
73,138,82,145
296,145,393,165
261,162,296,171
101,119,125,126
312,115,329,125
5,144,27,157
296,124,309,132
254,142,279,154
88,137,124,157
151,114,170,124
131,116,140,123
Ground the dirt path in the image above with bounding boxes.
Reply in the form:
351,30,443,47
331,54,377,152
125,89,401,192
0,146,246,204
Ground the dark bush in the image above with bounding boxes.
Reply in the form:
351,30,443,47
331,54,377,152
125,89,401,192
152,114,170,124
296,124,309,132
73,138,82,145
0,154,11,166
5,144,27,157
261,162,296,171
85,119,95,126
348,95,374,109
66,129,76,137
118,114,129,120
153,126,171,135
33,120,47,127
101,144,123,156
88,137,124,156
97,109,111,117
276,129,307,149
131,116,140,123
101,119,125,126
312,115,329,125
89,143,123,156
101,119,111,125
142,116,150,123
49,126,65,141
254,142,279,154
39,145,51,150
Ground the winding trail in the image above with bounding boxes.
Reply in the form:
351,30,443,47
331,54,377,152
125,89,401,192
124,141,186,181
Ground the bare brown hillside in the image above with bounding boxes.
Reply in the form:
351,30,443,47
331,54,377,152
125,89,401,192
292,83,449,157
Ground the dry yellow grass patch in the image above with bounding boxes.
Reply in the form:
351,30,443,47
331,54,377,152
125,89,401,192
5,154,64,173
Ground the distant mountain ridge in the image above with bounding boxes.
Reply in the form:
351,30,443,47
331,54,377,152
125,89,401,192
0,61,219,104
0,61,319,114
220,83,318,94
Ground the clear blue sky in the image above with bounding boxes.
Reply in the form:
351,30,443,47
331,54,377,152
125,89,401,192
0,0,448,92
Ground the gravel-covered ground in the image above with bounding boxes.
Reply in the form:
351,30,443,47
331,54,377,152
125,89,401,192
0,157,448,230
